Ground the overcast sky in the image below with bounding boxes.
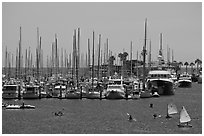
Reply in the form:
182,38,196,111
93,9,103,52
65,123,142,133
2,2,202,66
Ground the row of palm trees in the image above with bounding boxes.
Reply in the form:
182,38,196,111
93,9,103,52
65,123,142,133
178,59,202,75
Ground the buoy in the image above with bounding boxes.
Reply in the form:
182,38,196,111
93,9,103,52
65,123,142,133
150,103,153,108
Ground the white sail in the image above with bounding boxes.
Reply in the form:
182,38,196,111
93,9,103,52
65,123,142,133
168,103,178,115
180,106,191,123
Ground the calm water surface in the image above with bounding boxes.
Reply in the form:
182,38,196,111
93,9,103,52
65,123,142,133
2,83,202,134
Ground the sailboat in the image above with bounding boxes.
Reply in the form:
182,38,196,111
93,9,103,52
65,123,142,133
177,106,192,127
166,103,178,118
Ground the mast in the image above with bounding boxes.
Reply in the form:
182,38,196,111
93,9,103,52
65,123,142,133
55,34,58,76
106,39,109,65
88,38,90,77
5,46,7,77
69,53,71,76
72,31,76,81
36,27,39,80
142,18,147,91
97,34,101,83
148,40,151,70
92,31,95,92
77,28,80,75
12,53,14,69
16,48,18,79
18,26,22,79
36,28,40,80
103,43,106,65
85,52,87,68
172,49,174,63
36,48,39,80
75,29,79,88
130,41,133,77
8,52,11,79
158,33,163,66
106,39,109,76
64,50,67,75
25,48,27,80
101,50,103,66
28,47,31,77
51,43,54,76
39,34,42,78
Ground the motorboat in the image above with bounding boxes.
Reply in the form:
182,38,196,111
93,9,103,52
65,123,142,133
40,91,48,98
146,70,175,95
6,104,35,109
106,76,125,99
6,104,21,109
86,81,103,99
20,104,35,109
22,85,40,99
130,91,140,99
140,91,152,98
130,79,141,99
86,91,101,99
52,85,66,98
2,84,20,99
66,87,81,99
178,73,192,88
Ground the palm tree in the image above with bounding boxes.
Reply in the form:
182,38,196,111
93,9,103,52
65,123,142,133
118,52,128,76
118,53,123,64
178,61,183,73
184,62,189,74
109,56,115,76
190,62,195,75
178,61,183,67
195,59,202,75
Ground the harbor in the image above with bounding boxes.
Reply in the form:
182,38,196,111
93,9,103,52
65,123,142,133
2,2,202,134
2,82,202,134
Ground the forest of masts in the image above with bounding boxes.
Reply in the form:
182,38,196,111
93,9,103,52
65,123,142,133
4,21,179,81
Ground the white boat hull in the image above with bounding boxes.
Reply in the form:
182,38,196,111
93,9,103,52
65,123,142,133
86,92,101,99
178,80,192,88
66,92,81,99
148,80,175,95
6,105,21,109
140,91,152,98
22,94,39,99
2,93,19,99
6,104,35,109
106,91,125,99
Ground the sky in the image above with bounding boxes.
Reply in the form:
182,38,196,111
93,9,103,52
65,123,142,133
2,2,202,67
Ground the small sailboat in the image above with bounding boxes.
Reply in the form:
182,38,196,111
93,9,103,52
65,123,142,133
166,103,178,118
177,106,192,127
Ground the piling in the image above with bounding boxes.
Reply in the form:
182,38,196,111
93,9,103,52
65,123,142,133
18,85,21,100
80,86,82,99
60,85,62,99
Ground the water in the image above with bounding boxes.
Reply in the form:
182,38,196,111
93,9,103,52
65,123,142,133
2,83,202,134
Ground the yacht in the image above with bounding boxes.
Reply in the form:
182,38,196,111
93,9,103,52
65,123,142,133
106,76,125,99
66,87,81,99
178,73,192,88
52,85,67,98
146,70,175,95
86,81,102,99
22,85,40,99
2,84,20,99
